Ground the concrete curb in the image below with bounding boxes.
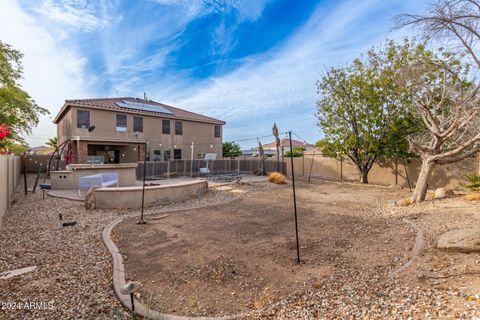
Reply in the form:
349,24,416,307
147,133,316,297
389,218,426,277
102,199,250,320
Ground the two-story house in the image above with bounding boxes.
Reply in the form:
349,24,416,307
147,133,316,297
53,97,224,164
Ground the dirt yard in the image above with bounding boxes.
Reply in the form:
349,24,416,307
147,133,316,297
114,180,480,318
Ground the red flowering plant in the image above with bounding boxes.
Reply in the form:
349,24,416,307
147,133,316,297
0,124,12,154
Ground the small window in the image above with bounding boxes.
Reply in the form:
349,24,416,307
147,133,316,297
133,116,143,133
162,120,170,134
116,114,127,132
174,149,182,160
163,150,171,161
152,149,161,161
77,110,90,129
214,125,221,138
196,153,205,159
175,120,183,135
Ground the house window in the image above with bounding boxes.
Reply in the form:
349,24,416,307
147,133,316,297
162,120,170,134
175,120,183,135
133,116,143,133
174,149,182,160
196,153,205,159
163,150,171,161
152,149,161,161
214,125,221,138
77,110,90,129
116,114,127,132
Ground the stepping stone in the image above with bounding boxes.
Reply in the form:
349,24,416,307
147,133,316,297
437,228,480,253
0,266,37,280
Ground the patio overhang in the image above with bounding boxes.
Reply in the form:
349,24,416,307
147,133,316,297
70,136,147,145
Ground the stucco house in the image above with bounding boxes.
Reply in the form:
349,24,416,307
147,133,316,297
53,97,224,164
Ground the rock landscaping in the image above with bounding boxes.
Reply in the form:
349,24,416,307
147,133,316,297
1,176,480,319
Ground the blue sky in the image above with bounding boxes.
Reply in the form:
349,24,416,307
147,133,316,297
0,0,428,148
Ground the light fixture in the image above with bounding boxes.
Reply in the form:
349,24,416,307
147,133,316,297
121,281,141,314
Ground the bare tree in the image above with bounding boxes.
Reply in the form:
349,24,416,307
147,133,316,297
397,50,480,202
396,0,480,70
395,0,480,202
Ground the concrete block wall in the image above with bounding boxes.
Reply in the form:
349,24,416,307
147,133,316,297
0,155,21,225
287,153,479,190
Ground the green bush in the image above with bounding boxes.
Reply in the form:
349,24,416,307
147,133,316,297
465,173,480,190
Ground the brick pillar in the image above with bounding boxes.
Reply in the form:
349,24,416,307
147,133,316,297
77,141,89,164
138,144,145,162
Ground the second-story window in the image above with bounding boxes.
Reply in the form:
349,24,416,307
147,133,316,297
214,125,221,138
116,114,127,132
175,120,182,135
77,110,90,129
162,120,170,134
134,116,143,133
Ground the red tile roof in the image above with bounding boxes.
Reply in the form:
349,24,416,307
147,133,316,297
53,97,225,125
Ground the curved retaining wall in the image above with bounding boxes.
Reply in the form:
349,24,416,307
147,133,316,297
93,180,208,209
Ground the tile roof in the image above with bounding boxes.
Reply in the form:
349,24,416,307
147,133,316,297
53,97,225,125
263,138,315,149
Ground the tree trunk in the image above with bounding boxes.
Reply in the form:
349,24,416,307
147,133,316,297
411,160,436,202
359,167,369,184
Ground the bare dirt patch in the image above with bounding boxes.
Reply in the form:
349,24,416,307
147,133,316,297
114,181,417,317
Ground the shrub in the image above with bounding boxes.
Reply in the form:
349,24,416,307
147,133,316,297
464,192,480,201
268,172,287,184
398,197,412,206
465,174,480,190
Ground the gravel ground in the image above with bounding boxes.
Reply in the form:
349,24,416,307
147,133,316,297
255,182,480,319
0,176,242,320
1,176,480,319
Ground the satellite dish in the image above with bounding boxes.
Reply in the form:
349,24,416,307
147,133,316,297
88,125,96,133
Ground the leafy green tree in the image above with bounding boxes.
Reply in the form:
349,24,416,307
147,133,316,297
222,142,242,158
46,136,58,148
0,40,48,142
316,40,423,183
6,142,28,155
284,146,305,157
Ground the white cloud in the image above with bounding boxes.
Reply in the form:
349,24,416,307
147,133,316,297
155,0,428,146
0,0,93,146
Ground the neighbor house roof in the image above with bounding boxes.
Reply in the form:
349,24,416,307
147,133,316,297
53,97,225,125
262,138,315,149
29,146,55,155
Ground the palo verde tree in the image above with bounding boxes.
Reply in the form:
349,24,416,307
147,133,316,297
0,40,48,142
316,40,422,183
394,0,480,202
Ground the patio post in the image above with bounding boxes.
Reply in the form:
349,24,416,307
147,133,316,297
137,141,147,224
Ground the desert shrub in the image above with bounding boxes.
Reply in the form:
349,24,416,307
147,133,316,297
398,197,412,206
465,174,480,190
464,192,480,201
268,172,287,184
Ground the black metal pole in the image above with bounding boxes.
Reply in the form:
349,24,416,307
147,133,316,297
307,149,316,183
23,152,27,195
289,131,300,264
138,142,147,224
402,158,412,192
130,292,135,315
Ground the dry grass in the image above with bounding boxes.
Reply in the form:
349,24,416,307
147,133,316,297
268,172,287,184
464,192,480,201
426,191,436,200
398,197,412,207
